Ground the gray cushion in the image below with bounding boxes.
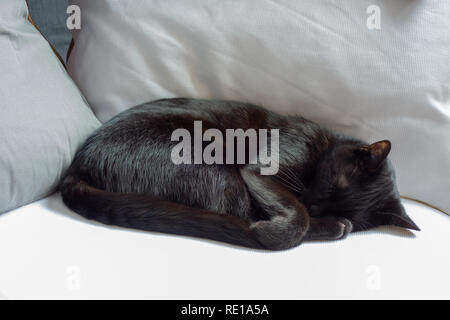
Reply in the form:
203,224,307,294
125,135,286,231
0,0,100,213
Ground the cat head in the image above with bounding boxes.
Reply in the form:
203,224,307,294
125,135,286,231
302,139,419,232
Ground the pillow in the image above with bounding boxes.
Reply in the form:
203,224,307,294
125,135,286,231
67,0,450,214
0,0,100,213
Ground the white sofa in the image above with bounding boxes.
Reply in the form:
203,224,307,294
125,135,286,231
1,0,449,300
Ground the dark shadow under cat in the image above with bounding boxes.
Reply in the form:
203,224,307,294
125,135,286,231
60,98,419,251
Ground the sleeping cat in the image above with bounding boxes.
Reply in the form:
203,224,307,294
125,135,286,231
60,98,419,250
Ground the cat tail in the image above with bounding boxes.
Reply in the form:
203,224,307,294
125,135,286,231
60,175,264,249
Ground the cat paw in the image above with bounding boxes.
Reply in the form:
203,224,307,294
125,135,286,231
334,218,353,240
250,219,306,251
306,216,353,241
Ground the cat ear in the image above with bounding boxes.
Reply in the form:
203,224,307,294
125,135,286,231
377,198,420,231
356,140,391,172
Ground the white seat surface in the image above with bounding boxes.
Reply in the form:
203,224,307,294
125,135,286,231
0,193,448,299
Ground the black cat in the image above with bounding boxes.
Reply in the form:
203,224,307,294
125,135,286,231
60,98,419,250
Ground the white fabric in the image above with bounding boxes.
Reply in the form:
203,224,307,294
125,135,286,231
0,0,100,212
0,194,448,299
68,0,450,214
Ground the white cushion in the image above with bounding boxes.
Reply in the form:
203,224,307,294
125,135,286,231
0,0,100,213
67,0,450,213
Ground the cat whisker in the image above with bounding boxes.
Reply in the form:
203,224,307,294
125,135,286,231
275,171,304,194
278,166,305,192
274,174,302,192
286,169,306,192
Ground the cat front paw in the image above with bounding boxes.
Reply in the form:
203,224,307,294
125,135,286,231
305,216,353,241
335,218,353,240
